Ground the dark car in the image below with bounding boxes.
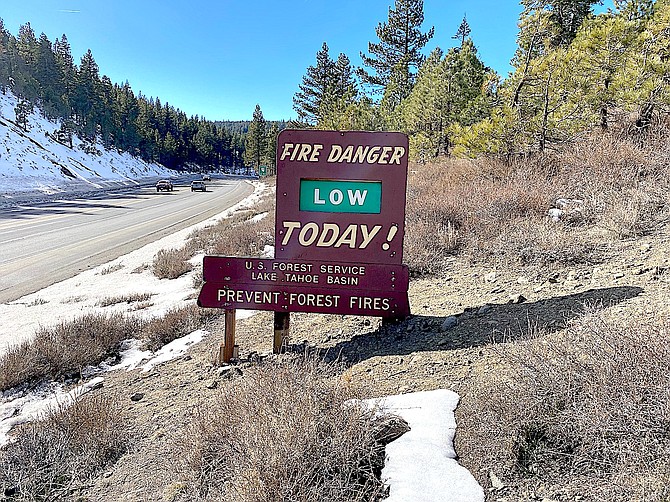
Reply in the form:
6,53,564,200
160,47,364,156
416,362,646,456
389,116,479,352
191,180,206,192
156,179,173,192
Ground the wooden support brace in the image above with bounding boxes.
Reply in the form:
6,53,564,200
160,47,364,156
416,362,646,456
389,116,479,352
217,309,236,365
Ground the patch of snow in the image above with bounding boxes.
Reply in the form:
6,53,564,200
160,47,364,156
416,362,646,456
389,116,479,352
368,389,485,502
139,329,208,372
0,377,105,446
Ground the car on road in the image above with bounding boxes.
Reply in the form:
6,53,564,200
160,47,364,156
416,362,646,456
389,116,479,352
156,179,173,192
191,180,206,192
202,174,211,181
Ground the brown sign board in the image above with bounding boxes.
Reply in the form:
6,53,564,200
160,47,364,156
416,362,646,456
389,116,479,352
198,282,410,318
202,256,409,292
275,130,408,265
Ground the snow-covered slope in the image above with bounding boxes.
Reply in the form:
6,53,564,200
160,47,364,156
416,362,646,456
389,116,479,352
0,90,177,199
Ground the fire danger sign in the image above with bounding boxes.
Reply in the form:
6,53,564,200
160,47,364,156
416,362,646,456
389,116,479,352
275,130,408,264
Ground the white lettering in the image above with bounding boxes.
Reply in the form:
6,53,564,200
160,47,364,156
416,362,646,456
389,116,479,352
314,188,326,205
348,189,367,206
329,189,344,205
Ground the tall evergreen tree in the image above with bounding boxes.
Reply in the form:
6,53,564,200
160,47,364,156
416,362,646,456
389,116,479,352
0,19,12,94
401,39,491,159
358,0,434,98
293,43,336,125
35,33,65,116
453,15,472,46
73,49,101,136
244,105,266,174
521,0,601,47
264,122,280,174
16,23,38,67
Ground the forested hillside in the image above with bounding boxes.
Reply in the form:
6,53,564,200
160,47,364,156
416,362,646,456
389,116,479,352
0,21,247,170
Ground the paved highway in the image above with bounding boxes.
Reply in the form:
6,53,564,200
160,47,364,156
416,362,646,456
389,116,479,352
0,177,255,303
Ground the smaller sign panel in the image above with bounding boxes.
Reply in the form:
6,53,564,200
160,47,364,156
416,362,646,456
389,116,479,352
299,179,382,214
202,256,409,292
198,282,410,318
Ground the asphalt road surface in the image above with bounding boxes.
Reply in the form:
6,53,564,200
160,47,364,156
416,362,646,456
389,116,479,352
0,178,255,304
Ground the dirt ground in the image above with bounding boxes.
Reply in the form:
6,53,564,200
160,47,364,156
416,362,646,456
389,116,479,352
78,224,670,501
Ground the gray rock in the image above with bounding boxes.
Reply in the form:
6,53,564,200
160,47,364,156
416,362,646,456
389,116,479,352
218,366,243,379
130,392,144,402
477,305,492,315
440,316,458,331
205,379,218,389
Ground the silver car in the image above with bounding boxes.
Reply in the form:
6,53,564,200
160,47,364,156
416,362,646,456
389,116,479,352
191,180,206,192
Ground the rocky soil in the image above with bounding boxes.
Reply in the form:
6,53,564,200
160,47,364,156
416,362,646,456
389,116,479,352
78,225,670,502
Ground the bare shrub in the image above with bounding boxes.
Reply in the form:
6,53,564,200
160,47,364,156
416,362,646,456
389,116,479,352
207,213,274,257
142,303,219,350
456,312,670,499
0,392,129,500
152,247,194,279
0,313,140,391
177,357,393,502
97,263,124,275
186,194,276,259
97,292,154,307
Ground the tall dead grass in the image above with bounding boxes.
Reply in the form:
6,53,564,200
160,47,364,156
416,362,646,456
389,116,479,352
405,133,669,273
0,393,129,500
456,312,670,500
177,357,394,502
0,313,139,391
142,303,219,350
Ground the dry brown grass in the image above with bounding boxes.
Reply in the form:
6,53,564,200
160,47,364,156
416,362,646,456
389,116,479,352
405,133,669,274
456,312,670,500
141,303,219,351
97,292,154,307
186,209,275,258
176,356,394,502
152,247,194,279
0,392,129,500
0,313,140,391
152,194,275,281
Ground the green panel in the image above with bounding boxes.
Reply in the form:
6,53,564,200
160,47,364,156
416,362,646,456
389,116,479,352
300,179,382,213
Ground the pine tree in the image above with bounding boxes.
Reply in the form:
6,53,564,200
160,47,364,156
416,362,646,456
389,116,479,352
293,42,336,125
614,0,655,22
14,98,32,130
244,105,266,175
358,0,434,98
317,52,360,128
0,19,12,94
401,39,491,159
264,122,280,174
521,0,601,47
73,49,102,137
35,33,64,116
453,15,471,46
16,23,38,67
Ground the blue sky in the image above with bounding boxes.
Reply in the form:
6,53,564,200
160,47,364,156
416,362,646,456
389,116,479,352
0,1,612,122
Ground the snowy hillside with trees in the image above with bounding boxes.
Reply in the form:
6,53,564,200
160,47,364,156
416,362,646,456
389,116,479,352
0,90,176,200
